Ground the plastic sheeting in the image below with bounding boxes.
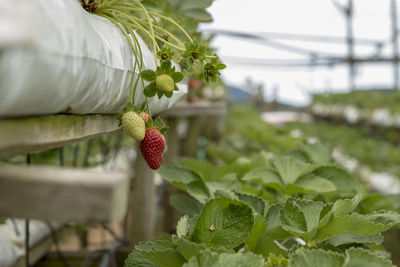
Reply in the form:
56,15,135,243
0,0,186,117
0,219,60,267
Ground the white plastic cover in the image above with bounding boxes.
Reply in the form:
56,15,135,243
0,0,186,117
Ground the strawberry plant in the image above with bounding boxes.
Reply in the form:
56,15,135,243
122,127,400,266
80,0,226,170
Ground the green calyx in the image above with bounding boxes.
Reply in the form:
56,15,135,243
141,60,184,99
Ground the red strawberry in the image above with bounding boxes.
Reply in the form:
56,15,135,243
140,112,150,123
140,128,165,169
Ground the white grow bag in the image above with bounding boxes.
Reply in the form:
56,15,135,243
0,0,186,117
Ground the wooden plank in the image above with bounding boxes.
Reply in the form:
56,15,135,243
160,101,227,117
0,114,120,159
0,164,129,223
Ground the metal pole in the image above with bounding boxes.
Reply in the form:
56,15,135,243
347,0,355,91
391,0,399,90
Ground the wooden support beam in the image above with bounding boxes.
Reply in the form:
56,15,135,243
0,114,120,159
128,154,155,245
160,101,227,118
0,164,129,223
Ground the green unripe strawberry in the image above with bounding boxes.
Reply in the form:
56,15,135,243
121,111,145,141
155,74,174,93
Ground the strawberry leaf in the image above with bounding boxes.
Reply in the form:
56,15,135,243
144,82,157,97
141,69,156,81
191,197,254,249
172,72,184,83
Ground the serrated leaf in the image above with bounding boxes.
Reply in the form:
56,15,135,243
172,72,184,83
273,157,314,185
141,69,156,81
344,247,395,267
264,204,292,240
288,174,336,194
242,168,284,192
170,194,203,215
280,199,308,234
312,165,358,193
177,237,207,260
124,249,156,267
331,194,362,217
132,240,185,267
157,166,210,202
289,248,345,267
326,232,383,247
183,250,265,267
235,192,266,215
176,238,233,261
144,83,157,97
311,211,398,246
192,197,254,249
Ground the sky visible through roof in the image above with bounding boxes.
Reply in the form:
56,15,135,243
200,0,400,106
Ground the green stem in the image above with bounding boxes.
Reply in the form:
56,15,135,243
205,55,218,59
140,19,185,47
107,9,160,52
148,11,193,43
130,0,158,66
102,14,140,105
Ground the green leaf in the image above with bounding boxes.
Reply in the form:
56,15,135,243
280,199,307,234
273,157,314,185
124,249,157,267
300,143,332,165
144,83,157,97
181,158,214,181
242,168,284,192
288,174,336,194
182,8,212,22
311,211,400,246
344,247,395,267
141,69,156,81
216,64,226,70
172,72,184,83
245,214,267,252
312,165,358,193
264,204,292,240
170,194,203,215
331,194,362,217
235,192,266,215
177,215,197,238
157,166,210,202
192,197,254,249
176,238,233,261
165,90,173,98
326,232,383,247
130,240,186,267
161,60,172,71
177,237,208,261
289,248,345,267
183,250,265,267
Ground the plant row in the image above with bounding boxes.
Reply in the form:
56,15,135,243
123,105,400,267
311,90,400,128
